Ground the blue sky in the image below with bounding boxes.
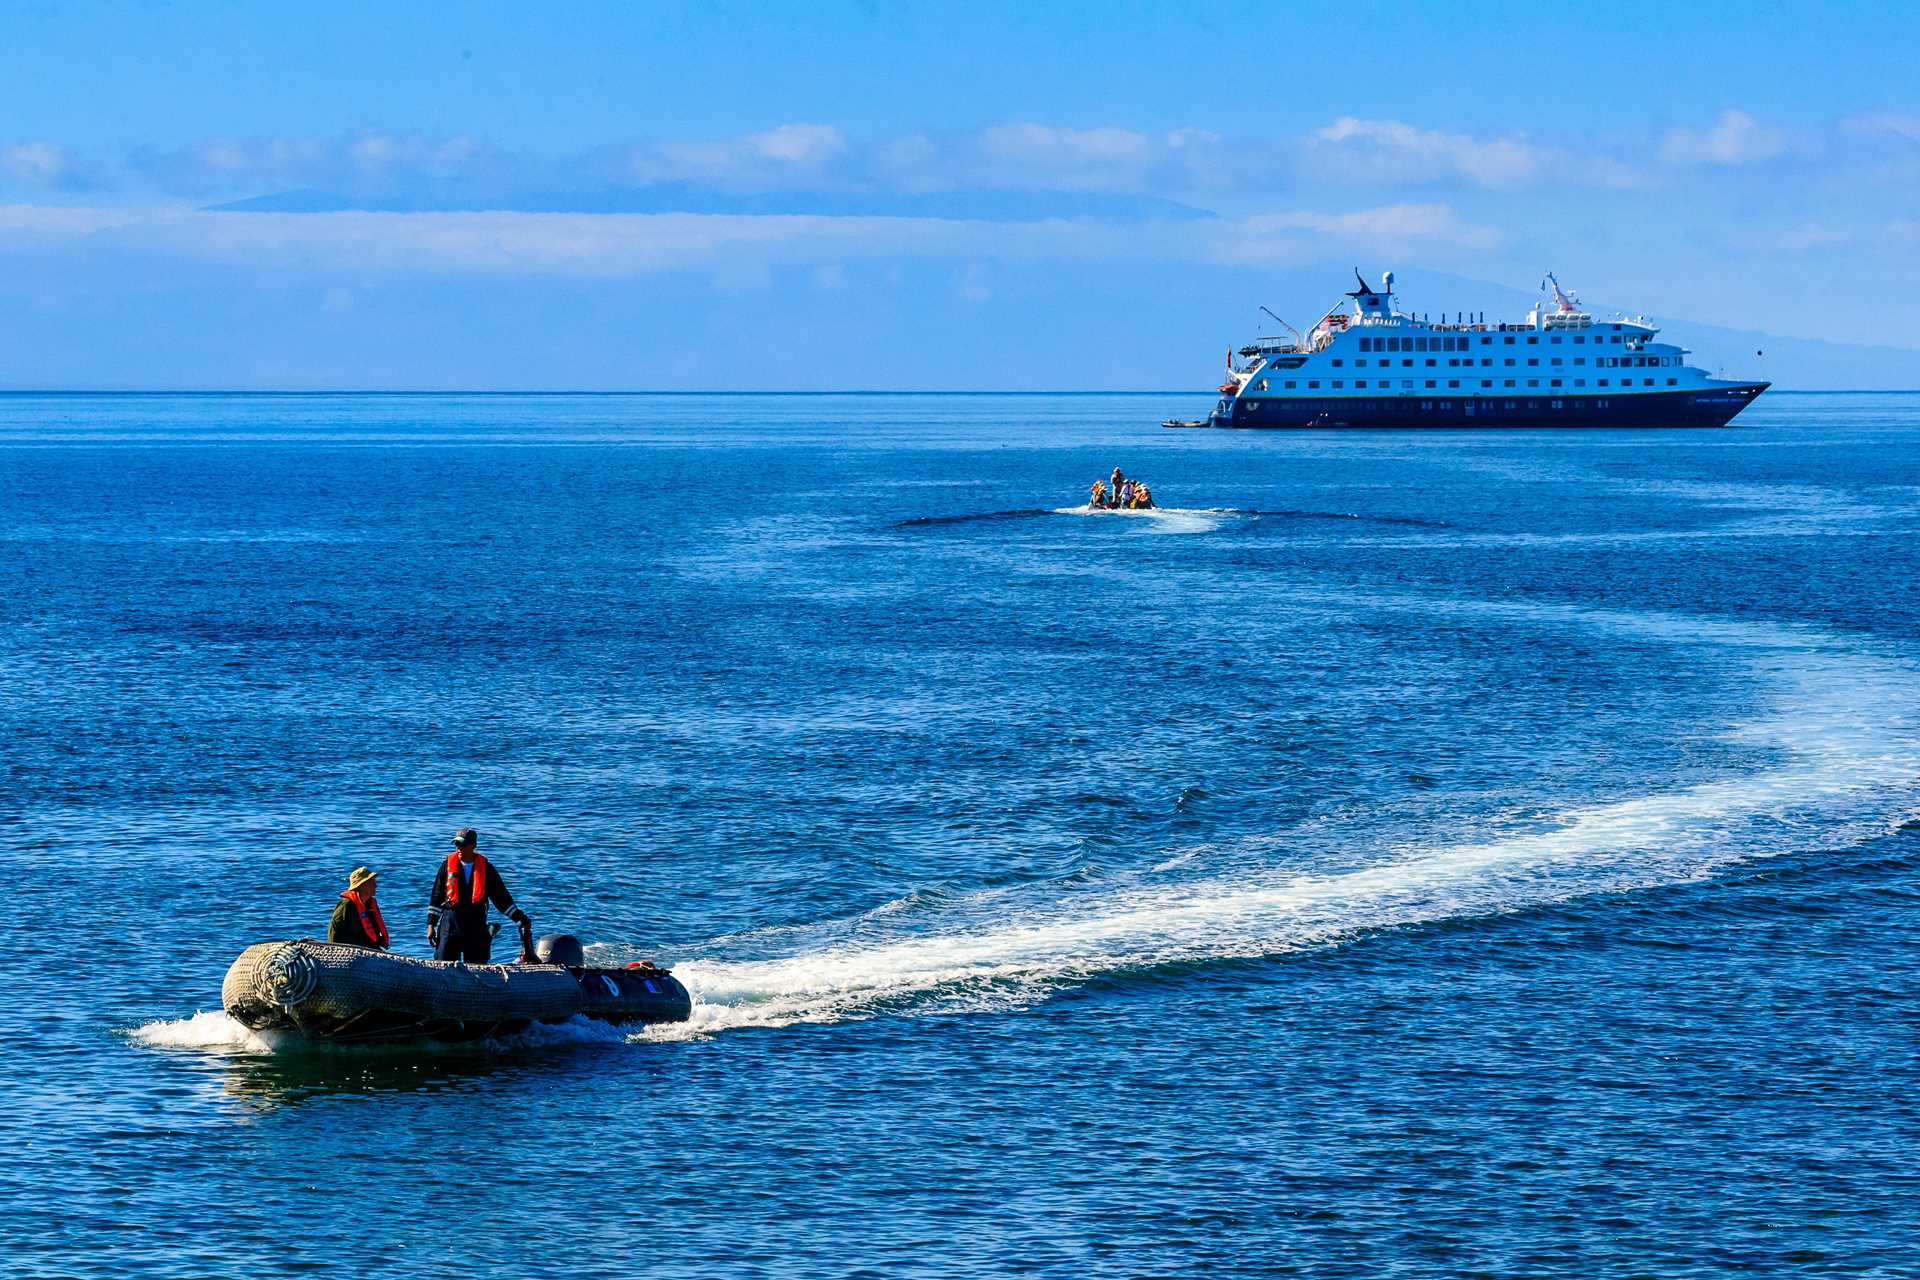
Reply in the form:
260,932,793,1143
2,0,1917,388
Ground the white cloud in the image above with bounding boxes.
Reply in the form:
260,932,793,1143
871,124,1228,194
0,203,146,239
1214,203,1501,265
1842,112,1920,143
132,133,505,192
1,142,68,185
1659,110,1788,166
1306,118,1550,189
971,123,1156,191
0,201,1497,278
637,123,848,188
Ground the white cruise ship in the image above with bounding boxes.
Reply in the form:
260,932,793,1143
1184,272,1768,428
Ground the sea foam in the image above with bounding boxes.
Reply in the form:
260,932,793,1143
635,602,1920,1037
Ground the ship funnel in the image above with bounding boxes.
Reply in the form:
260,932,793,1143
1382,270,1395,293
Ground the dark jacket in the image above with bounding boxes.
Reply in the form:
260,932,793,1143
328,896,389,949
427,855,523,935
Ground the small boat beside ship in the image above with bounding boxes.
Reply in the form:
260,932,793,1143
223,938,692,1044
1175,271,1768,429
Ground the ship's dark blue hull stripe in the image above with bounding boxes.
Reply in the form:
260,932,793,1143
1216,384,1768,429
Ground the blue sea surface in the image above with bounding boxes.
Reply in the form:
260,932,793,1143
3,392,1919,1278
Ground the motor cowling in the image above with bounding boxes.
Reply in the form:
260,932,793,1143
534,933,585,967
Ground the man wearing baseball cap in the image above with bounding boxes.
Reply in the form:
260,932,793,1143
427,828,532,964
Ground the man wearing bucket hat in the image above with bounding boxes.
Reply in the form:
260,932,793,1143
427,827,532,964
327,865,391,950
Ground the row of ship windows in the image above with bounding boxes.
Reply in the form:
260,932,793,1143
1331,356,1679,369
1244,399,1616,413
1356,333,1632,352
1256,377,1680,391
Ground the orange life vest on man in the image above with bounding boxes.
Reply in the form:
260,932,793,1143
340,888,389,948
444,851,490,908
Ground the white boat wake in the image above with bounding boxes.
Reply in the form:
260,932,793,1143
632,601,1920,1039
133,599,1920,1054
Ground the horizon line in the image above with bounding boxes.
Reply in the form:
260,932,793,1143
0,388,1907,398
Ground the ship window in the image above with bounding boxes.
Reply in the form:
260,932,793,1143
1403,359,1413,367
1527,358,1538,367
1575,379,1586,387
1402,380,1413,389
1355,380,1367,388
1448,380,1460,388
1359,338,1371,351
1426,359,1436,367
1425,380,1436,388
1504,358,1514,367
1551,358,1562,366
1552,399,1563,408
1551,336,1562,344
1550,379,1563,387
1503,379,1515,388
1480,336,1491,345
1598,379,1609,387
1574,358,1585,366
1528,400,1540,409
1308,380,1320,388
1527,336,1538,344
1643,378,1654,386
1528,379,1539,387
1574,336,1585,344
1504,336,1515,345
1285,381,1297,389
1331,359,1342,367
1667,378,1677,385
1481,358,1492,367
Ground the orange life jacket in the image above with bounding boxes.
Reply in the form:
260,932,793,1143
340,888,389,948
444,851,490,908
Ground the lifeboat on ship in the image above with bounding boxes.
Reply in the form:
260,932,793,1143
222,938,692,1044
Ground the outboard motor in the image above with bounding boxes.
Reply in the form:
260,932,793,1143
534,933,585,967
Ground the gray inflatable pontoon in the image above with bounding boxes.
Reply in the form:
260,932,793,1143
223,940,693,1044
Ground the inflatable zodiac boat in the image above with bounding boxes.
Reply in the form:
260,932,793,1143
223,939,693,1044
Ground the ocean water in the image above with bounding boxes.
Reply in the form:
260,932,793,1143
4,391,1919,1278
